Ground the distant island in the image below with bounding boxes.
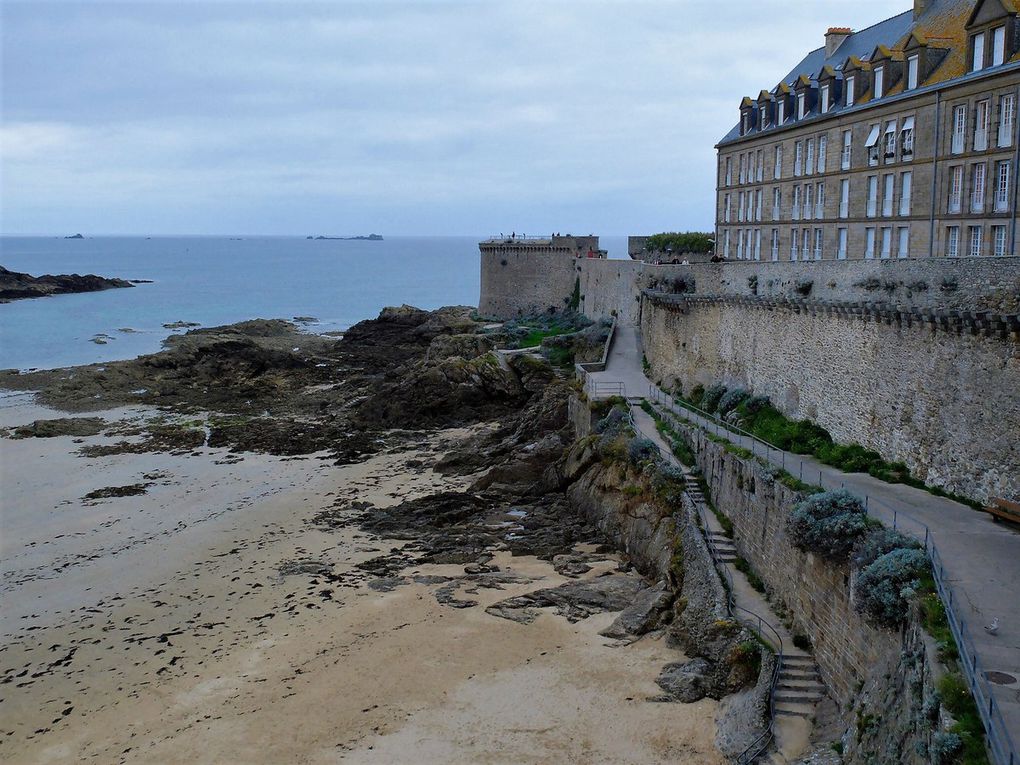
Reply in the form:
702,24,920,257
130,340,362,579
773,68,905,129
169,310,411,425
65,233,85,239
0,266,134,302
306,234,383,241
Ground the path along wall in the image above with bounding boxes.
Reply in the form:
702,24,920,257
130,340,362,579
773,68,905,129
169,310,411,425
682,425,944,763
641,295,1020,501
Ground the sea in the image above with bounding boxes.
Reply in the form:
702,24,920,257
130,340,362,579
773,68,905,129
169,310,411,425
0,235,629,371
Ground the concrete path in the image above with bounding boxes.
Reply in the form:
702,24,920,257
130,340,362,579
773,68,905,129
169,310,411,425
593,324,1020,761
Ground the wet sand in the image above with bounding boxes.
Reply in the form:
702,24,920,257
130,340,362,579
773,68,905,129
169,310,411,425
0,397,723,764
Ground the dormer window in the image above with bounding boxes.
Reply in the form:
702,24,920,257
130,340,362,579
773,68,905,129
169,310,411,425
972,32,986,71
797,93,806,119
846,75,855,106
777,99,785,125
874,66,884,99
820,84,830,113
907,55,919,89
992,26,1006,65
741,112,750,135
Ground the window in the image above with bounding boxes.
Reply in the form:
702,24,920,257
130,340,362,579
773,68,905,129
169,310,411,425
816,182,825,218
725,157,732,186
837,228,848,259
874,66,884,99
772,187,781,220
880,227,892,259
771,229,780,261
975,100,990,151
995,160,1010,212
901,117,915,160
790,231,798,261
949,166,963,213
777,99,785,125
898,227,909,259
971,163,986,213
756,149,764,182
748,152,755,182
755,229,762,260
723,229,731,257
846,75,855,107
739,154,746,184
952,105,967,154
992,225,1007,257
737,229,744,259
884,121,897,162
866,124,881,166
972,32,986,72
969,225,983,257
801,228,811,260
755,189,763,221
907,55,919,90
900,171,912,216
841,130,852,169
806,139,815,176
992,26,1005,67
774,145,783,179
761,106,770,130
839,179,850,218
818,135,827,173
724,194,731,222
792,185,801,220
998,94,1016,148
746,191,754,220
866,175,878,217
797,93,806,119
814,228,823,260
804,184,813,219
865,227,876,259
738,191,745,222
821,84,830,113
794,141,803,176
883,174,895,216
947,226,960,257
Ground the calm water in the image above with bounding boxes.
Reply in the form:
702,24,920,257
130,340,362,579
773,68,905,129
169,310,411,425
0,235,629,370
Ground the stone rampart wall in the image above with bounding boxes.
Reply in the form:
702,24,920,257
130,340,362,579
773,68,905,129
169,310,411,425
478,250,577,318
577,258,644,324
641,295,1020,501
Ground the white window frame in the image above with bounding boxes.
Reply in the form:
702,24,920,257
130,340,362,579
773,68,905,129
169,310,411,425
952,105,967,154
874,66,884,99
754,229,762,260
884,121,897,162
738,191,745,222
815,182,824,218
771,229,780,261
973,32,986,72
801,228,811,260
866,175,878,217
774,145,783,179
821,84,829,113
797,93,806,120
818,135,827,173
792,185,801,220
969,225,983,257
794,141,803,176
772,187,781,220
841,129,852,170
992,225,1007,257
975,100,990,152
907,55,919,90
724,193,731,222
756,149,764,182
806,139,815,176
901,116,915,159
804,184,813,220
739,153,746,184
865,227,876,259
813,228,823,260
737,229,744,259
777,99,785,126
897,227,909,259
947,226,960,257
723,229,731,258
725,157,732,186
755,188,763,221
790,230,798,261
839,179,850,218
846,75,855,107
883,174,895,216
971,162,986,213
949,166,963,213
998,94,1015,148
837,227,848,260
900,171,912,216
866,124,881,166
995,160,1010,212
992,26,1005,67
880,227,892,259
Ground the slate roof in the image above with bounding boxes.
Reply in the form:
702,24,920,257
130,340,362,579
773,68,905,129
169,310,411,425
717,0,1012,145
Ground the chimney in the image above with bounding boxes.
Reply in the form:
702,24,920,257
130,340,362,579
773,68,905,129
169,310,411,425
914,0,931,19
825,27,852,57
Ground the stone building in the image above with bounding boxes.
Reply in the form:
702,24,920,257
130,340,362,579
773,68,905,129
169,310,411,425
478,234,605,259
716,0,1020,261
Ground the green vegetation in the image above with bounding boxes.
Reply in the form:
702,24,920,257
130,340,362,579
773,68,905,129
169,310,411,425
919,579,958,660
568,276,581,311
937,673,990,765
646,231,714,255
734,557,765,593
787,489,869,561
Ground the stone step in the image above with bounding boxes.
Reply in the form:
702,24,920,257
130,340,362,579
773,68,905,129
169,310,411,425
780,667,821,682
774,705,813,719
780,654,815,666
774,691,825,704
778,680,826,694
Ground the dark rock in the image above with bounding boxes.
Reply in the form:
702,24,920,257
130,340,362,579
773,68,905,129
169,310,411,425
278,559,333,577
552,554,593,578
82,484,148,502
485,574,646,623
0,266,133,302
600,581,674,639
9,417,105,438
655,658,713,702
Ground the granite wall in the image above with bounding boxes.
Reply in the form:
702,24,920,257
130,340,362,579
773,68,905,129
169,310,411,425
641,295,1020,501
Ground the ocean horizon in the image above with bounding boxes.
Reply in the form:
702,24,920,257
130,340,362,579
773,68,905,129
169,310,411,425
0,234,630,371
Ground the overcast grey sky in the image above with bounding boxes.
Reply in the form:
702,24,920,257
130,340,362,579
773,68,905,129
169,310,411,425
2,0,898,236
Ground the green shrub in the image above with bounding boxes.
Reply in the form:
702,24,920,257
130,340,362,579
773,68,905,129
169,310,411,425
788,489,869,560
627,436,658,465
701,383,728,413
689,384,705,405
929,732,963,765
717,388,750,415
734,557,765,593
853,548,929,627
851,527,920,570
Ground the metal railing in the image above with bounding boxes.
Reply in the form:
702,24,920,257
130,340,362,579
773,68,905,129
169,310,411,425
629,403,784,764
588,380,626,399
645,387,1018,765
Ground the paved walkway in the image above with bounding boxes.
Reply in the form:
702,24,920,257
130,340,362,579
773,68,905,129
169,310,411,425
590,324,1020,760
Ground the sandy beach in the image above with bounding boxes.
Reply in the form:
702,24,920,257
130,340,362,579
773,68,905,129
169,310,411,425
0,396,723,764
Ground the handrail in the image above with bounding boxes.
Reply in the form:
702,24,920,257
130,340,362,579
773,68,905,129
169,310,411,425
646,388,1018,765
629,403,783,764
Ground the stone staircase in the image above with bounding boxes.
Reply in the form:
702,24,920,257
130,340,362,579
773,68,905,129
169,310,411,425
775,653,826,717
706,530,738,563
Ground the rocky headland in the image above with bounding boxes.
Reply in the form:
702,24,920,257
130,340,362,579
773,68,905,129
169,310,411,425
0,265,135,302
0,305,763,763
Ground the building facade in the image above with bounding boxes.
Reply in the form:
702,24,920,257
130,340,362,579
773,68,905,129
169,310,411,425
716,0,1020,262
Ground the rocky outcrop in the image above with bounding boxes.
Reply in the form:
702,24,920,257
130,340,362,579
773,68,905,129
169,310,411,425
0,266,134,302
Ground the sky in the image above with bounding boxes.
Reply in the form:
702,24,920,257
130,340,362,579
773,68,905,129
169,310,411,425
2,0,900,236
